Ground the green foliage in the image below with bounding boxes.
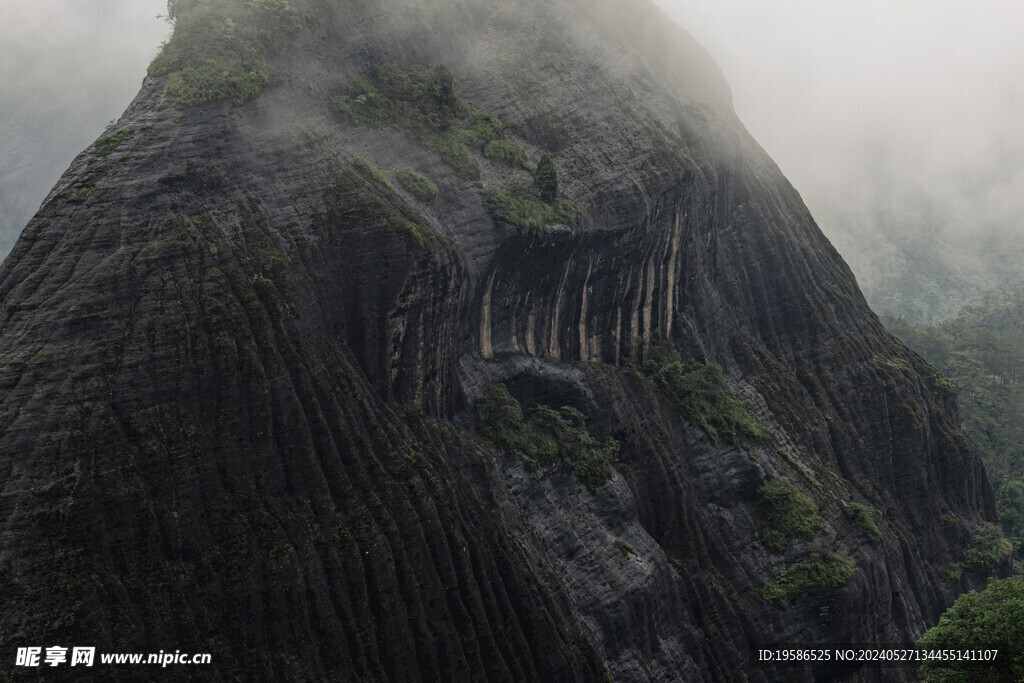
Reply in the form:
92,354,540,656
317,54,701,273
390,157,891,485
167,0,198,20
476,384,524,442
469,114,503,140
150,0,312,107
763,529,787,554
614,540,636,558
330,65,507,180
328,168,445,252
1000,480,1024,565
476,384,618,491
775,447,823,491
625,337,680,368
484,139,529,168
397,168,438,202
569,434,619,491
762,552,855,607
935,376,957,396
534,153,558,202
93,128,134,157
961,529,1013,572
552,197,582,225
843,502,882,537
330,64,469,130
757,480,820,553
329,82,393,127
486,180,581,230
353,158,394,191
883,291,1024,566
420,132,481,180
855,210,1024,326
938,526,1012,584
650,361,769,447
918,577,1024,681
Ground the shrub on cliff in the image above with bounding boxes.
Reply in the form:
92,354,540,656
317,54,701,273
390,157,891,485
761,552,855,607
961,528,1013,572
485,180,580,230
651,361,768,447
330,64,501,180
484,140,529,169
842,502,881,537
757,479,820,553
477,384,617,491
152,0,309,107
397,169,438,202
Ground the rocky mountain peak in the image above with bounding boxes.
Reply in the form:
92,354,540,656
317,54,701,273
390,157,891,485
0,0,1006,679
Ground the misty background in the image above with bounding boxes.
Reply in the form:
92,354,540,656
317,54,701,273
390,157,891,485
0,0,168,254
2,0,1022,324
657,0,1024,323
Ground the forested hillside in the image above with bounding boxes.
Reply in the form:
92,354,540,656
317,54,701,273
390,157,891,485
884,291,1024,568
823,194,1024,327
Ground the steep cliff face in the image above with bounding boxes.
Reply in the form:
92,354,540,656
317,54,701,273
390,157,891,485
0,0,1005,679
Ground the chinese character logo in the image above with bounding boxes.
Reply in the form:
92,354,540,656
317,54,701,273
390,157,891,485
15,647,41,667
71,647,96,667
44,646,68,667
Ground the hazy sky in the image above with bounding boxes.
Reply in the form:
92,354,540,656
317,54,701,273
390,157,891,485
0,0,168,252
654,0,1024,237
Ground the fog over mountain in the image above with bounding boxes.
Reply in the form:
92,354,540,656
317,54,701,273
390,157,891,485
3,1,1023,323
656,0,1024,323
0,0,169,254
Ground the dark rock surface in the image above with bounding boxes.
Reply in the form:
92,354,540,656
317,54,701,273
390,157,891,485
0,0,1005,680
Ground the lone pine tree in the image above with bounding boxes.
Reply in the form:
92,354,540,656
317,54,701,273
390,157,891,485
535,153,558,202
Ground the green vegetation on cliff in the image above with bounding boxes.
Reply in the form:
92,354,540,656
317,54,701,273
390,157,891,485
330,64,501,180
397,168,438,202
624,340,769,448
330,64,468,130
477,384,618,491
961,528,1014,573
534,153,558,202
485,180,581,230
151,0,323,107
757,480,820,553
651,361,768,448
353,158,394,191
483,140,530,169
842,502,881,537
91,128,134,159
762,552,855,607
336,162,446,252
332,63,580,230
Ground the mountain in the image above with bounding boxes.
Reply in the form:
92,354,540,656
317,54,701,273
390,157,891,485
0,0,1007,679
